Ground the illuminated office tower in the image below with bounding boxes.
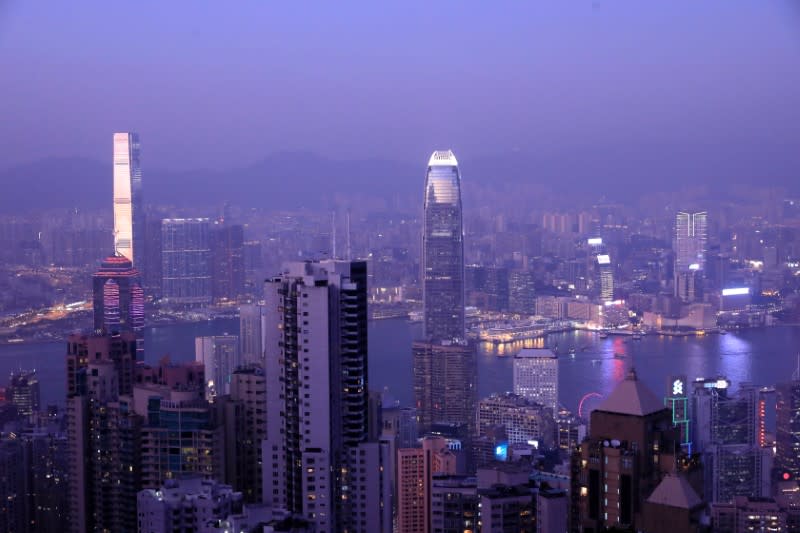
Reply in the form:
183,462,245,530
597,254,614,302
7,370,40,418
113,133,144,265
262,260,391,533
675,211,708,302
161,218,212,306
92,254,145,359
513,348,558,413
422,150,464,341
415,151,476,438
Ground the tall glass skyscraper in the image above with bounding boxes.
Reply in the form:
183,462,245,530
113,133,144,266
161,218,212,306
675,211,708,273
415,151,476,440
422,150,464,341
675,211,708,302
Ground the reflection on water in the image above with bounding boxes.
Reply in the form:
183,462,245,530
2,318,800,417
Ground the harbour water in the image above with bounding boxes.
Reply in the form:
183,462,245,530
3,318,800,413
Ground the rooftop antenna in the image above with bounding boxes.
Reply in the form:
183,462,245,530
346,209,352,261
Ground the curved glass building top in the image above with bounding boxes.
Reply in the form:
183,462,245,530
422,150,465,342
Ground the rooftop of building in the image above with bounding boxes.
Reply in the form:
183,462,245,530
596,368,664,416
646,474,703,510
428,150,458,167
515,348,556,359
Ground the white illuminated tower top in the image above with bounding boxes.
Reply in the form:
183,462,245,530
113,132,143,264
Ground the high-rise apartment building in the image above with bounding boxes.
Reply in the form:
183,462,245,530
675,211,708,302
195,334,241,399
422,150,465,341
66,331,140,533
92,254,145,359
161,218,212,306
396,437,458,533
262,260,391,533
513,348,559,413
113,133,144,265
239,303,264,366
219,366,267,504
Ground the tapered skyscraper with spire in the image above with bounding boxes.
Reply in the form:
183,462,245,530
113,132,144,265
422,150,465,341
414,150,476,440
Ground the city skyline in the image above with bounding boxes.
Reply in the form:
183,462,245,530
2,3,800,532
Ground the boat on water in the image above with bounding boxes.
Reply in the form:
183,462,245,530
591,359,602,365
613,352,626,359
599,332,608,339
632,332,642,340
568,347,576,355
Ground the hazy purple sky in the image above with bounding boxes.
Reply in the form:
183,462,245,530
1,1,799,171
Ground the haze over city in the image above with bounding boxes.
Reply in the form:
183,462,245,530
2,1,800,210
2,3,800,533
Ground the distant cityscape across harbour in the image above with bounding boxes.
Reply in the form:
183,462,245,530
4,315,799,419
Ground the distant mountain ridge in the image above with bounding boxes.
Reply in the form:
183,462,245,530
0,146,797,213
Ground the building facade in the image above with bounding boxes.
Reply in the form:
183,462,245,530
422,150,465,342
513,348,559,413
262,260,391,533
92,254,145,358
161,218,212,306
412,340,477,436
195,334,241,399
674,211,708,302
113,132,144,266
478,392,556,449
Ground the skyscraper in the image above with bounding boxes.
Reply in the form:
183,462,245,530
161,218,212,306
422,150,464,341
92,254,145,359
675,211,708,302
573,370,687,531
415,151,477,439
66,331,140,533
239,303,264,366
211,222,245,302
262,260,391,533
113,133,144,265
597,254,614,302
